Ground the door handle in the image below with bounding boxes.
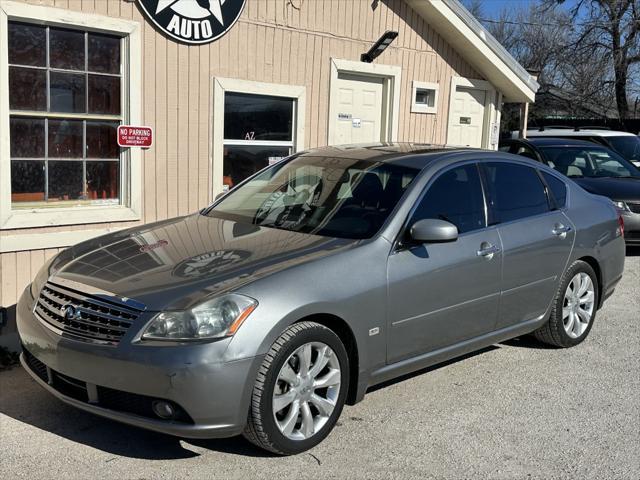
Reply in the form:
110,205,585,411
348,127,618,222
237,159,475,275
552,224,572,237
477,243,501,258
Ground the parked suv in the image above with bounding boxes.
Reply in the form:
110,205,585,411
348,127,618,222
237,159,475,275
500,137,640,245
511,127,640,167
18,144,625,455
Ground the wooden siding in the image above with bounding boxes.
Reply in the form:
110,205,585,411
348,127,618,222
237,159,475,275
0,0,483,338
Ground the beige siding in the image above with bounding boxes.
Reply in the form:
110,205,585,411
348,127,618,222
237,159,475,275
0,0,483,338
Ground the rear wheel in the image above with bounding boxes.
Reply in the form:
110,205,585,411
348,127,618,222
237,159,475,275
243,322,349,455
534,260,599,347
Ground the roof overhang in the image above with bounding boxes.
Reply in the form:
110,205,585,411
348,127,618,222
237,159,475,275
406,0,539,103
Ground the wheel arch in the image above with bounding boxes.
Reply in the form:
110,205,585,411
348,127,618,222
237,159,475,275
293,313,360,405
577,255,604,309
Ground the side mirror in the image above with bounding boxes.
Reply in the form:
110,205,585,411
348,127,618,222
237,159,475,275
409,219,458,243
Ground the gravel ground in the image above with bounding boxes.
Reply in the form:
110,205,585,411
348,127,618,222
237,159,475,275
1,248,639,480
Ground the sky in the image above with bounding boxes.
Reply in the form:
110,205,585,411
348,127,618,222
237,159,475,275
463,0,580,20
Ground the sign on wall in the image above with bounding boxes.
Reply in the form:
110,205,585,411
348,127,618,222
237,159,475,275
138,0,246,45
118,125,154,148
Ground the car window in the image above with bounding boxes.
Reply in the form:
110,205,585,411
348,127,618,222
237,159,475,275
410,164,485,234
482,163,550,223
541,171,567,208
515,145,538,161
208,155,419,239
607,136,640,162
540,147,640,178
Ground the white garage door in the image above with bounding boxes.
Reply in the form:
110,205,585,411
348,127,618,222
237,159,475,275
332,72,385,145
447,87,486,148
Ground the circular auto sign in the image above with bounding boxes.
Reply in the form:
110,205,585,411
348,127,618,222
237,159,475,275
138,0,246,45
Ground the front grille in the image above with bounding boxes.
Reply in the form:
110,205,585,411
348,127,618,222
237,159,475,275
34,282,143,345
627,202,640,214
22,346,193,424
626,231,640,240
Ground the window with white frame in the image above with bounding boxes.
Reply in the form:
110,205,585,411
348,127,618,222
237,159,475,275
8,21,123,207
411,81,439,114
222,92,296,189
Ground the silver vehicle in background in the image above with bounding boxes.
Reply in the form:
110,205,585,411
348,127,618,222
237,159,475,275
18,144,625,455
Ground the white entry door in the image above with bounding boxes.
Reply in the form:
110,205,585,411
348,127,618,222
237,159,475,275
332,73,385,145
447,87,486,147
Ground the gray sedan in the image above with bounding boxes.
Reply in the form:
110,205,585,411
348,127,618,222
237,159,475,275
17,144,626,455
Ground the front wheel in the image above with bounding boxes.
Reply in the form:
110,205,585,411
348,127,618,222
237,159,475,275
534,260,599,347
243,322,349,455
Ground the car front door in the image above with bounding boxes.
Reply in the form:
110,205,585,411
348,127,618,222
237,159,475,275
386,163,502,364
481,161,575,329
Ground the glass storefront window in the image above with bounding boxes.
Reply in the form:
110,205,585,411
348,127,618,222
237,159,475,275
223,92,295,188
7,21,122,207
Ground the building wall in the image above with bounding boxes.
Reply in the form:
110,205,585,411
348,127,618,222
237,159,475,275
0,0,483,344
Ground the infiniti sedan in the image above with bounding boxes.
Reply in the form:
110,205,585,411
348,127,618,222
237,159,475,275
500,137,640,245
18,144,625,455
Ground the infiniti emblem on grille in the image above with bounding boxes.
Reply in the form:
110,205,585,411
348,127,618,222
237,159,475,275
62,304,81,321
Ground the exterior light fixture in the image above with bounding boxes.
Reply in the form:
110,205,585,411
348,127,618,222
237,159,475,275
361,31,398,63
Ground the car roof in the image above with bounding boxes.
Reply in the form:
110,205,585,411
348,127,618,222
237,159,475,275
517,137,605,148
298,143,483,169
525,128,635,138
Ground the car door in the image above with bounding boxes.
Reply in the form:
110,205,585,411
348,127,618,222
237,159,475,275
386,163,502,364
480,161,575,329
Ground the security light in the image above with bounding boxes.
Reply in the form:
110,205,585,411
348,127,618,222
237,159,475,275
361,31,398,63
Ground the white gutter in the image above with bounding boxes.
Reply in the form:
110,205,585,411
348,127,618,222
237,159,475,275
407,0,539,103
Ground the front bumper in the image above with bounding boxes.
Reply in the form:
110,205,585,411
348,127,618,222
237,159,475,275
621,211,640,245
17,286,264,439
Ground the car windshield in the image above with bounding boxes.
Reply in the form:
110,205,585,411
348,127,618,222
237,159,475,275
540,146,640,178
205,155,419,239
607,136,640,161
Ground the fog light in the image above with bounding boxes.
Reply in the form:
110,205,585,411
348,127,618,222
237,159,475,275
152,400,175,419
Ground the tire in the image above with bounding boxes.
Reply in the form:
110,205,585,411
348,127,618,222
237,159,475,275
534,260,599,348
243,321,350,455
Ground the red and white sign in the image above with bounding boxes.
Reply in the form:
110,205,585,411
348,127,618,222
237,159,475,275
117,125,153,148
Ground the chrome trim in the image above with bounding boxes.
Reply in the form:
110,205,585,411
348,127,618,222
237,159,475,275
49,276,147,311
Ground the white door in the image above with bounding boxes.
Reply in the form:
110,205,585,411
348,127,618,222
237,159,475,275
332,73,385,145
447,87,486,147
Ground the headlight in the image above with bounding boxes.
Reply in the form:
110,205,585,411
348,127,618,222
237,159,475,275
141,294,257,341
613,201,630,212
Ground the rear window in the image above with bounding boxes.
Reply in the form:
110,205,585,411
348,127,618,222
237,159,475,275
541,171,567,208
482,163,550,223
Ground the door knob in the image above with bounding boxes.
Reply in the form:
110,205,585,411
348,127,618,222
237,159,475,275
552,224,572,238
477,242,501,259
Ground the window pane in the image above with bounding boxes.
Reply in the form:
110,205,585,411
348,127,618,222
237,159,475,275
8,22,46,67
224,93,293,141
88,33,121,74
542,172,567,208
50,72,86,113
483,163,549,223
48,119,83,158
86,121,119,158
50,27,85,70
10,117,45,157
11,160,45,203
9,67,46,110
411,165,485,234
223,145,291,188
88,75,121,115
86,161,119,200
48,161,84,200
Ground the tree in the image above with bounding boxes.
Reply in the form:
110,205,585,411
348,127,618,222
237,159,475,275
547,0,640,122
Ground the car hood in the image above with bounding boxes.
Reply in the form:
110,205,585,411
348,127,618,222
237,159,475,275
49,214,359,311
572,176,640,201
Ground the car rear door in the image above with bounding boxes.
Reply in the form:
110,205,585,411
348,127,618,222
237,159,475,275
480,161,575,329
386,163,502,363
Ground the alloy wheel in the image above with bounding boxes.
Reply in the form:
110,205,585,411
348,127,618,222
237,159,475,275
562,272,595,339
272,342,341,441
